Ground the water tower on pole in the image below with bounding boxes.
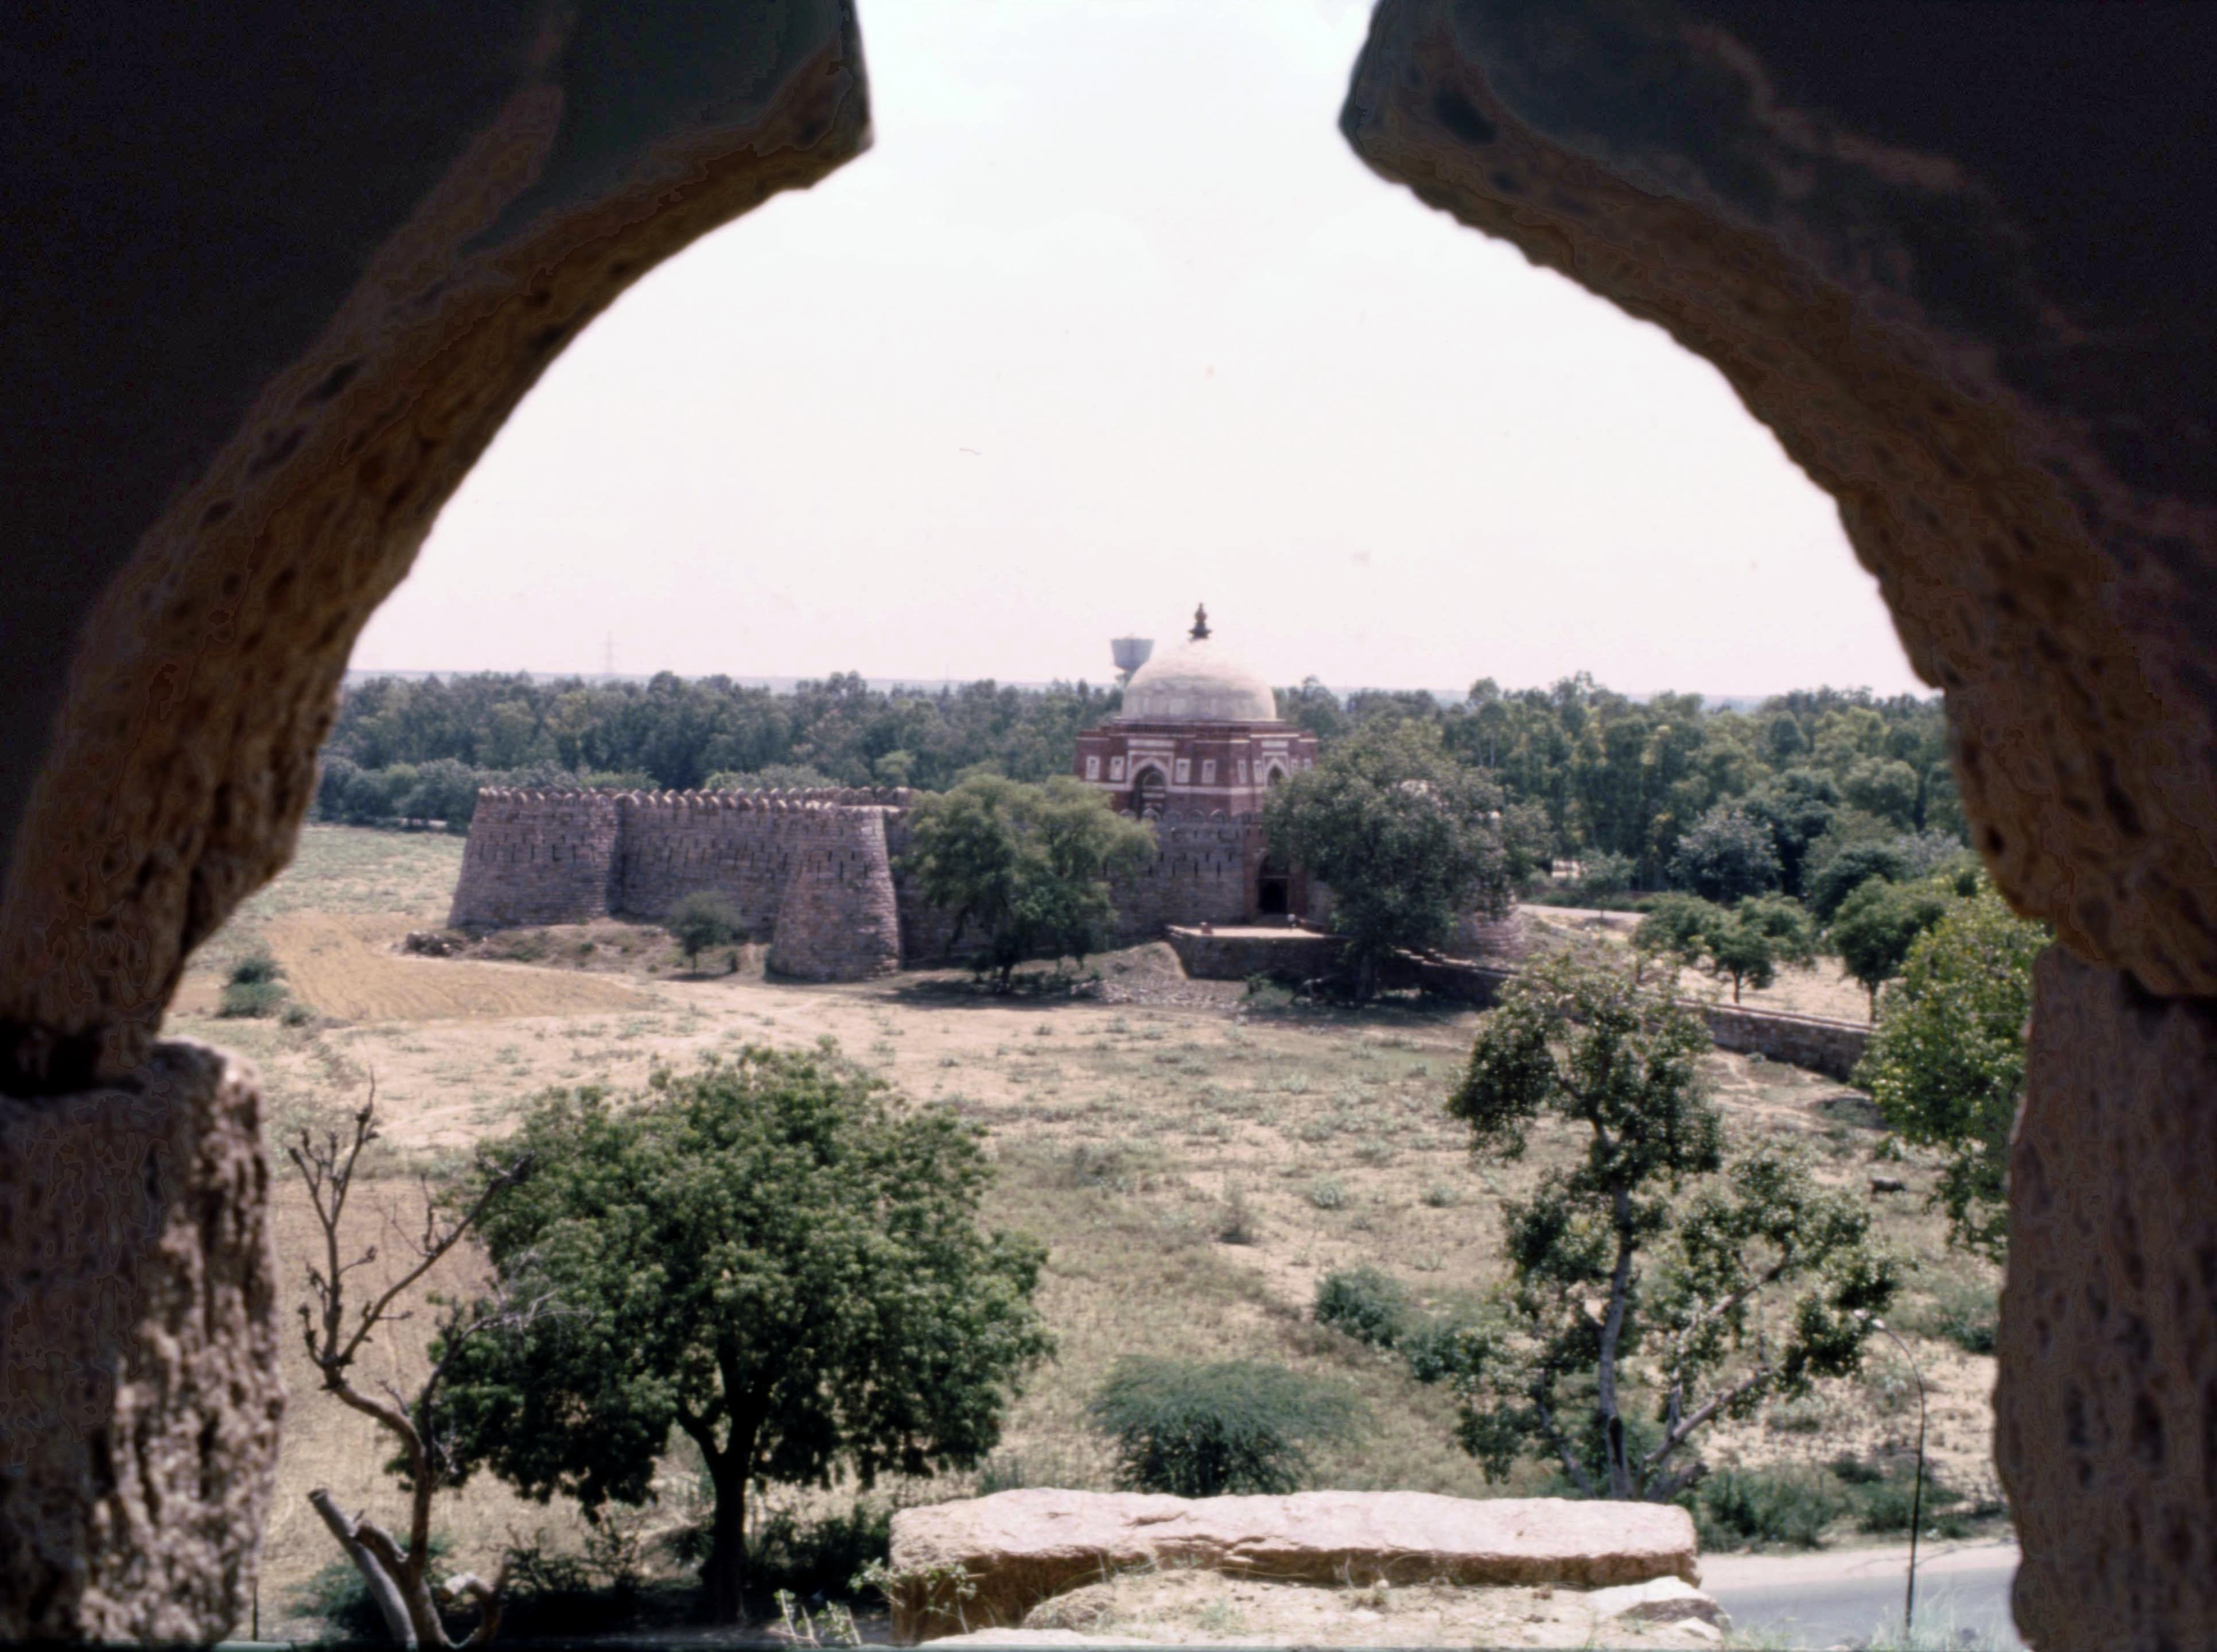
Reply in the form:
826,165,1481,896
1111,636,1154,685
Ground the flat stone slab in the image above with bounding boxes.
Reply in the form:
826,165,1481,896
887,1489,1698,1642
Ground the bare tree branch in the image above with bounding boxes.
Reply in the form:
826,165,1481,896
293,1087,534,1649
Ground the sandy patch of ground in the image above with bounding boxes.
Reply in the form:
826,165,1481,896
264,912,651,1022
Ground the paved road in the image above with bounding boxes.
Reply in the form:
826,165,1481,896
1703,1541,2022,1649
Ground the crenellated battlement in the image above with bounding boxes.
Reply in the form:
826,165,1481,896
472,785,915,808
449,784,1272,972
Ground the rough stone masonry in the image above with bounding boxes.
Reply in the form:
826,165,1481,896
448,785,1270,980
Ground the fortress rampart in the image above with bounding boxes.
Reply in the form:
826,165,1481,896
448,787,1266,979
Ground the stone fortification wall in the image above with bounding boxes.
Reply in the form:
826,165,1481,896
619,790,802,935
449,788,916,968
882,812,963,965
1108,812,1260,945
449,789,1261,972
448,790,621,928
767,806,903,980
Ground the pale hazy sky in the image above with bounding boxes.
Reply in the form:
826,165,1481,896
353,0,1925,700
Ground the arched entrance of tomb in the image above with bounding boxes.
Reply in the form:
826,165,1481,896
3,3,2216,1646
1255,853,1292,920
1131,765,1168,817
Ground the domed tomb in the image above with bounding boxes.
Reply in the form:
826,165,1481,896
1120,632,1278,723
1072,606,1321,924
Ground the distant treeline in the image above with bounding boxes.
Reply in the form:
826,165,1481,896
316,669,1966,894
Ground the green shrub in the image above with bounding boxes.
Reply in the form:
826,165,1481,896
218,979,287,1018
1398,1319,1471,1386
1215,1187,1261,1246
666,891,744,969
749,1502,892,1601
1313,1268,1411,1350
1903,1277,2000,1356
1852,1464,1967,1537
1308,1176,1347,1211
1695,1467,1845,1550
228,948,283,986
280,1000,315,1027
1087,1358,1363,1497
1828,1452,1885,1485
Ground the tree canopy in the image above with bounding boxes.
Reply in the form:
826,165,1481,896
1444,955,1896,1499
1857,892,2047,1260
1263,720,1516,996
901,773,1156,989
316,671,1966,887
435,1048,1052,1621
1669,805,1782,903
1829,876,1957,1017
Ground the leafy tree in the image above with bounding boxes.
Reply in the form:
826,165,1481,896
1263,720,1511,996
701,763,843,792
665,891,744,970
1632,893,1723,975
902,774,1155,989
1576,850,1636,901
1444,955,1895,1499
1701,895,1819,1004
436,1049,1052,1622
1829,877,1955,1016
1841,757,1922,829
1737,770,1842,895
1857,893,2047,1260
1806,840,1912,921
401,757,485,830
1087,1358,1362,1497
1668,805,1781,902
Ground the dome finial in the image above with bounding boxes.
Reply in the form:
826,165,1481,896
1190,602,1211,642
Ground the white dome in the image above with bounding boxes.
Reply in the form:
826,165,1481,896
1120,636,1278,722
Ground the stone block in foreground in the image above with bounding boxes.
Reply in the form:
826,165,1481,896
0,1041,283,1640
886,1488,1698,1643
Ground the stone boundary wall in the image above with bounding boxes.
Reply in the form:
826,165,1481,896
1700,1003,1870,1081
448,790,1266,972
1109,812,1263,945
1169,940,1870,1083
765,806,903,980
1165,927,1346,981
447,790,620,928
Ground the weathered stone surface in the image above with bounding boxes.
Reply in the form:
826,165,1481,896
1584,1575,1729,1629
886,1489,1697,1642
765,806,904,981
0,1041,283,1640
1343,0,2217,997
1998,948,2217,1650
1164,925,1346,984
0,4,873,1086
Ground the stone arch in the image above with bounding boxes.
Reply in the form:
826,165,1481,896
1,3,2213,1645
0,4,868,1636
1341,7,2217,1646
1130,763,1170,817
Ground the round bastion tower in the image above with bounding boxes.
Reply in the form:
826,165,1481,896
1074,606,1318,921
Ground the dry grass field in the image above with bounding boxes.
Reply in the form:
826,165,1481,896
167,827,2002,1639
